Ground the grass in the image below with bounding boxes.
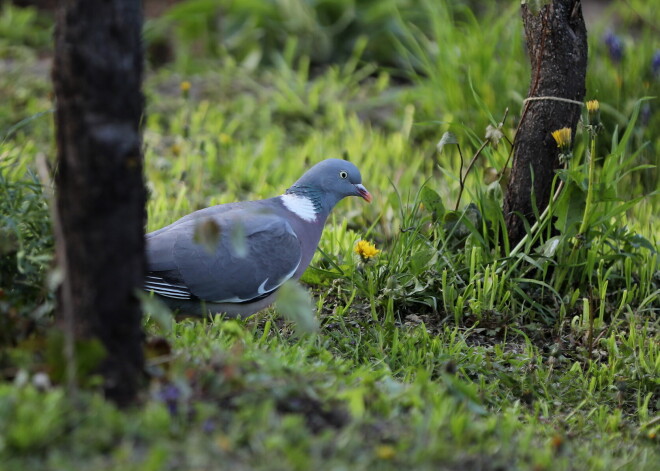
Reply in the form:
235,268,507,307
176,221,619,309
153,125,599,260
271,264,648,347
0,1,659,470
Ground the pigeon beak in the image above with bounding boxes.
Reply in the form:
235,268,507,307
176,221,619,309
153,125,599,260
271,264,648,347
354,184,372,203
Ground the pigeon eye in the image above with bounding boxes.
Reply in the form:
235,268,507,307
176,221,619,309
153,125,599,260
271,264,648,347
339,171,348,179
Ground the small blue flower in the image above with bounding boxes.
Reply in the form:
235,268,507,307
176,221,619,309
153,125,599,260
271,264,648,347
603,31,624,63
652,50,660,78
202,418,216,433
158,383,181,416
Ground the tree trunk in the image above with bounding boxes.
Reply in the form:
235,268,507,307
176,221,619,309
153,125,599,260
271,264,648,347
503,0,587,244
53,0,145,406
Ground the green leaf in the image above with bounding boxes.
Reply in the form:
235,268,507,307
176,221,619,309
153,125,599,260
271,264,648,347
554,183,585,236
137,290,173,333
0,226,18,255
420,186,445,221
521,0,550,15
481,181,504,222
626,234,655,252
444,204,482,244
275,281,318,335
230,220,248,258
537,236,561,258
410,247,437,276
46,330,106,386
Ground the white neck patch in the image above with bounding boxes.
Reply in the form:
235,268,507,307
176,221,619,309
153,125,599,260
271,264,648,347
280,194,317,222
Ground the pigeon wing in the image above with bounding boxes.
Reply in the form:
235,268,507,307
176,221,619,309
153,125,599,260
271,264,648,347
146,208,302,304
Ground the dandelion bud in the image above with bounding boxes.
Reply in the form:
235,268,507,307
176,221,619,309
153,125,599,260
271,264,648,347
586,100,600,127
180,80,191,98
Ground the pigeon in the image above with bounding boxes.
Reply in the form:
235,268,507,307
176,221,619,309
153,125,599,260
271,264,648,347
144,158,371,317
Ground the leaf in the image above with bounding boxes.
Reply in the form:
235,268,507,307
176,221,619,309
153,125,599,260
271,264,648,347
230,220,248,258
410,247,437,276
481,181,503,226
537,236,561,258
626,234,655,252
137,290,173,333
420,186,445,221
443,210,460,224
46,330,106,386
300,267,332,285
483,167,499,184
241,48,262,71
164,0,221,18
193,218,221,254
1,108,54,143
436,131,458,153
46,267,64,291
554,183,585,236
444,204,481,239
485,181,503,206
596,183,618,202
275,281,318,335
0,226,18,255
521,0,551,15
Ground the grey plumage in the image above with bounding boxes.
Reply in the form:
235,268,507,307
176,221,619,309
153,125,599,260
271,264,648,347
145,159,371,317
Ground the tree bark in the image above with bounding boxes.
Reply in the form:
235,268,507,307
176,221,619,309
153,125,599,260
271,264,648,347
53,0,146,406
503,0,587,244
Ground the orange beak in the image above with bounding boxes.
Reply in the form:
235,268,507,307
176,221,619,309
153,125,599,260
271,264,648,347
355,184,372,203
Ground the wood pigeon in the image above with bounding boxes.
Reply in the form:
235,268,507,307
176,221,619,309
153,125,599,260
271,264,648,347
144,159,371,317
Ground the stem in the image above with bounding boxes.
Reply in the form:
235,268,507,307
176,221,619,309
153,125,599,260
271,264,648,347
454,144,465,211
587,291,594,362
455,140,488,211
577,131,597,236
507,177,564,261
558,128,597,291
367,267,377,321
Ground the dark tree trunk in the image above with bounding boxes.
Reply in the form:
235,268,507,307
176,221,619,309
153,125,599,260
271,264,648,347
503,0,587,244
53,0,146,406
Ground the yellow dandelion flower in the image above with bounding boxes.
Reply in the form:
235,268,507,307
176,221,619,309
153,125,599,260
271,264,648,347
180,81,191,93
215,434,231,451
355,240,380,261
375,445,396,460
551,127,572,153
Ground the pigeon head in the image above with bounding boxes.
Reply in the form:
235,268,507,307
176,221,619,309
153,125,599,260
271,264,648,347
286,159,372,213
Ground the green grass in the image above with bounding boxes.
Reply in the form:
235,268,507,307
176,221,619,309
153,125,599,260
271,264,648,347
0,1,659,470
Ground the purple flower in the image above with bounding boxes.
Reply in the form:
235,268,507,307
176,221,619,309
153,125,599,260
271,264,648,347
652,50,660,78
202,418,216,433
603,31,624,63
158,383,181,416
